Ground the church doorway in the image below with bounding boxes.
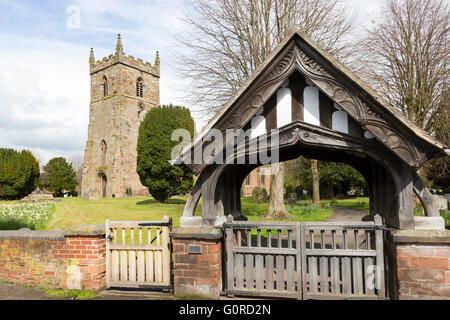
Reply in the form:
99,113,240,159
97,171,107,198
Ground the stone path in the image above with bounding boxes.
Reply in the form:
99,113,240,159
0,283,260,300
326,205,367,223
0,283,173,300
0,283,54,300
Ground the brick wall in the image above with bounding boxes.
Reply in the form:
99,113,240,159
171,228,222,298
390,230,450,300
0,225,106,291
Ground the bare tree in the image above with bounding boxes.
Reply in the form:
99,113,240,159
174,0,355,117
355,0,449,190
175,0,355,219
311,159,321,206
67,152,84,172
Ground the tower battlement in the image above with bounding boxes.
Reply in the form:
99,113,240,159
89,34,160,77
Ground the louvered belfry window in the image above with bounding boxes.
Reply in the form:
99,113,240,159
136,78,144,97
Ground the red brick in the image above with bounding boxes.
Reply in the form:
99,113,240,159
410,257,448,270
182,269,220,279
431,247,450,258
196,276,219,286
207,244,221,254
174,276,195,285
173,270,184,277
397,245,435,257
397,256,411,269
398,269,445,284
408,283,450,297
174,253,220,265
173,244,185,253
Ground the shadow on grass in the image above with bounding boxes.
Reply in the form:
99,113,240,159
136,198,186,205
0,220,35,230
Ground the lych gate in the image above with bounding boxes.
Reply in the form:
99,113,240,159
171,29,447,299
175,30,446,230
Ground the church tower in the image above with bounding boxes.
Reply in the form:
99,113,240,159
80,35,160,199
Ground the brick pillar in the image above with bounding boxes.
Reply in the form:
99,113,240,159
170,227,223,298
388,229,450,300
63,224,106,291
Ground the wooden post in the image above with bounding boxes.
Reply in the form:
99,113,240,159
226,215,234,294
295,223,302,300
162,215,170,286
105,219,111,289
374,214,386,298
300,223,307,298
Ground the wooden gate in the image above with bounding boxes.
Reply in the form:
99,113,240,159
224,215,386,299
105,216,172,290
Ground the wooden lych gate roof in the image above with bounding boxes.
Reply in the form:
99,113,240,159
176,28,447,173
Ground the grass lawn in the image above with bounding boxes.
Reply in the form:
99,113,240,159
330,197,370,212
42,196,332,230
44,197,199,230
241,197,332,222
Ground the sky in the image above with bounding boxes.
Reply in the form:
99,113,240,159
0,0,383,167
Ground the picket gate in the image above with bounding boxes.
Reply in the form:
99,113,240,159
106,216,172,290
224,215,387,300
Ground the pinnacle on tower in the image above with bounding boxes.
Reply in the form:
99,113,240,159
115,34,124,57
89,48,95,66
154,51,160,69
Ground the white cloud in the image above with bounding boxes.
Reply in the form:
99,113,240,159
0,35,90,165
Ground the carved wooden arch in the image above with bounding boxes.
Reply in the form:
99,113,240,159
184,122,417,228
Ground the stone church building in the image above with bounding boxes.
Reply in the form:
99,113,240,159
80,35,160,199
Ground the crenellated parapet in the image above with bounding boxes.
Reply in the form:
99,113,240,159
89,34,160,77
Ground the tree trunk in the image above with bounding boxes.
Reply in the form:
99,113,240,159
311,160,321,207
265,162,293,220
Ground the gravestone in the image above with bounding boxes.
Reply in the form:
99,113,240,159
288,193,297,209
252,187,268,204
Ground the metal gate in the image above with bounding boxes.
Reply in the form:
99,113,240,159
105,216,172,290
224,215,386,299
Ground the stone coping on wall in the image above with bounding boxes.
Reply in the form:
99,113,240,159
390,229,450,244
63,224,106,237
0,224,106,240
170,227,222,240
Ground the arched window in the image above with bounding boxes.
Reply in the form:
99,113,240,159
100,140,107,166
136,78,144,97
102,76,108,96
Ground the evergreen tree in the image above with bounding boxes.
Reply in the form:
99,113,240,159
0,148,40,200
137,104,195,203
40,157,77,197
